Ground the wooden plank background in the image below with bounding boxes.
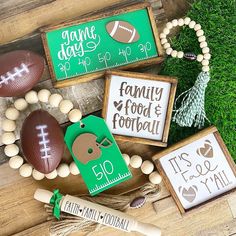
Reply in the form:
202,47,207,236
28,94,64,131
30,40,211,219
1,0,236,235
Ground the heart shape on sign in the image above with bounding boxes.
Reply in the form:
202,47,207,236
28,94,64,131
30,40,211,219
114,100,123,111
197,140,213,158
180,186,197,203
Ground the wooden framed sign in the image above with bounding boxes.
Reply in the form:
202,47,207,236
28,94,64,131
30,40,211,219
41,3,163,88
102,70,177,147
153,126,236,213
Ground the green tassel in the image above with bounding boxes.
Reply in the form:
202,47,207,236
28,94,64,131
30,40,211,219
173,71,210,128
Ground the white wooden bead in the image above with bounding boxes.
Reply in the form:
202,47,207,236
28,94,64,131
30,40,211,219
2,132,16,145
198,35,206,42
160,33,166,39
2,119,16,132
14,98,28,111
197,54,204,62
122,153,130,166
178,18,184,26
9,155,24,169
194,24,201,31
202,65,210,72
196,29,204,37
166,22,173,29
59,100,73,114
189,20,196,28
204,53,211,60
171,50,178,58
184,17,191,25
163,28,170,35
5,107,20,120
130,155,142,168
19,164,32,177
68,109,82,123
69,162,80,175
49,94,63,107
200,41,207,48
177,51,184,58
57,163,70,177
38,89,51,103
25,90,38,104
141,160,154,175
4,144,19,157
161,38,167,45
202,59,209,66
45,170,57,179
149,171,162,185
202,47,210,54
166,48,173,55
32,169,45,180
163,43,170,49
171,19,178,27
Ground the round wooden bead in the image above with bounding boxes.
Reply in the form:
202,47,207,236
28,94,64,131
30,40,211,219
45,170,57,179
130,155,142,168
202,59,209,66
197,54,204,62
178,18,184,26
184,17,191,25
2,132,16,145
149,171,162,185
163,43,170,49
25,90,38,104
4,144,19,157
57,163,70,177
14,98,28,111
166,22,173,29
189,20,196,29
19,164,32,177
5,107,20,120
171,50,178,58
202,47,210,54
166,48,173,55
69,162,80,175
177,51,184,58
122,153,130,166
172,19,178,27
198,35,206,42
59,100,73,114
196,29,204,37
194,24,201,31
141,160,154,175
161,38,167,45
204,53,211,60
202,65,210,72
200,41,207,48
32,169,45,180
49,94,63,107
9,155,24,169
163,28,170,35
160,33,166,39
38,89,51,103
68,109,82,123
2,119,16,132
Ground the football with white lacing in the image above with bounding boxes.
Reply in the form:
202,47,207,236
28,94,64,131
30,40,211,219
106,20,140,43
20,109,64,174
0,50,45,97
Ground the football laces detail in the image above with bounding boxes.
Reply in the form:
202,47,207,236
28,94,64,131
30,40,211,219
36,125,51,159
119,25,133,33
0,63,29,87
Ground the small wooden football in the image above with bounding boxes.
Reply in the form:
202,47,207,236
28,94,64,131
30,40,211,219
20,109,64,174
106,21,140,43
0,50,45,97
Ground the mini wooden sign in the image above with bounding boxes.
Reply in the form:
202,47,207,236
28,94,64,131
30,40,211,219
102,70,177,147
41,3,163,88
152,126,236,213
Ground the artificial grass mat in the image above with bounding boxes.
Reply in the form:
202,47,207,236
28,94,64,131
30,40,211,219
161,0,236,161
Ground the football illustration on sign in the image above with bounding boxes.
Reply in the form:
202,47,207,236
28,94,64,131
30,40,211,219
197,140,214,158
106,21,140,43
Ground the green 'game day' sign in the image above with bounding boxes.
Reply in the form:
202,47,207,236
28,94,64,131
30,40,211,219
42,3,163,87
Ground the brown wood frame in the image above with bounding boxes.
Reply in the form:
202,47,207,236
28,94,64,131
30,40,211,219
41,2,164,88
152,126,236,214
102,70,177,147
